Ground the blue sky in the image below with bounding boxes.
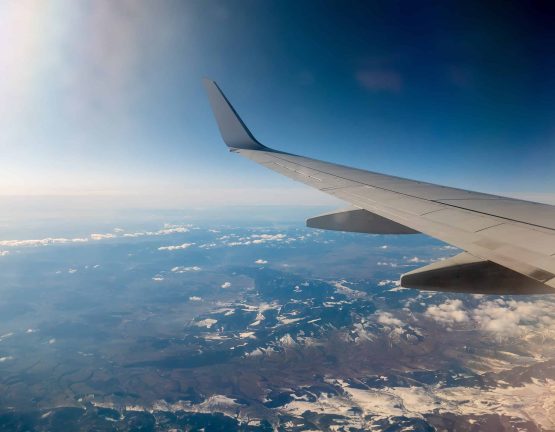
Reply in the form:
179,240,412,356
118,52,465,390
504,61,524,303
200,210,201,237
1,0,554,207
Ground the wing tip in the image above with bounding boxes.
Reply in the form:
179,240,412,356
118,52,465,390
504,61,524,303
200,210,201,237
203,78,267,151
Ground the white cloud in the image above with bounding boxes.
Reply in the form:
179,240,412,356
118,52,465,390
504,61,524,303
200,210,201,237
221,282,231,289
0,251,9,256
68,268,78,274
250,233,287,244
171,266,201,273
425,299,469,325
122,225,190,238
255,259,268,265
152,276,164,281
377,312,404,327
90,233,116,240
472,299,552,339
377,261,398,267
0,237,89,247
0,223,193,249
424,298,555,339
0,356,13,362
195,318,217,329
0,332,14,341
155,226,191,235
377,279,400,287
407,256,425,263
158,242,194,251
226,241,251,246
222,233,290,247
189,296,202,301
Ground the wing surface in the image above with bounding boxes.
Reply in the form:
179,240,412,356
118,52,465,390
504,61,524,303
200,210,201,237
204,79,555,293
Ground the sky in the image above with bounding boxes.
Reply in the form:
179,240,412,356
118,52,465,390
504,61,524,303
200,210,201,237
1,0,555,209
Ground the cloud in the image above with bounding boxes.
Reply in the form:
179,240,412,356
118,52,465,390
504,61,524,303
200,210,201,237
254,259,268,265
220,233,291,247
90,233,116,240
407,256,427,263
0,356,13,362
189,296,202,301
226,241,251,246
195,318,217,329
122,225,190,238
68,268,78,274
377,261,398,267
152,276,164,281
439,245,459,251
377,312,403,327
250,233,287,244
356,69,402,93
221,282,231,289
171,266,201,273
425,299,469,325
158,242,194,251
0,332,14,341
0,251,9,256
0,223,192,249
377,279,400,287
0,237,89,247
472,299,553,339
424,298,555,339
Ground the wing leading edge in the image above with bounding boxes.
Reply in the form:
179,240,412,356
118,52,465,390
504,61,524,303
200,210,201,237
203,79,555,294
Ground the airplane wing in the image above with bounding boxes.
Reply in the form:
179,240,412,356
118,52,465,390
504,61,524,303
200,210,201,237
204,79,555,294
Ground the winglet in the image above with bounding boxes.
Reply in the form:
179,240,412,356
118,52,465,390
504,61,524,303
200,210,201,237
203,79,266,150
